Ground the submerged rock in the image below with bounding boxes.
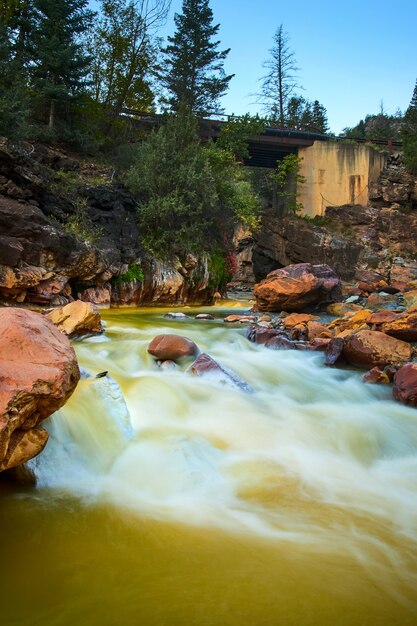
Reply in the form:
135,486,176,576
0,308,79,472
147,334,199,362
46,300,102,338
164,312,190,319
187,353,253,393
254,263,342,312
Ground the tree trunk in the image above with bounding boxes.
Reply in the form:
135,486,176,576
48,100,55,132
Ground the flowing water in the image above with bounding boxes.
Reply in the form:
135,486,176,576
1,305,417,626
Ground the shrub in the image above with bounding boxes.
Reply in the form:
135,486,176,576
59,198,103,245
112,262,144,284
125,108,261,258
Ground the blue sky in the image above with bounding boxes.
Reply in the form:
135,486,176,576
91,0,417,133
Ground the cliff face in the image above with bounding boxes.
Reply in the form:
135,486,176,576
0,138,214,307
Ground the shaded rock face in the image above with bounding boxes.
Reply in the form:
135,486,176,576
369,159,416,209
0,308,79,471
393,363,417,406
343,330,412,369
46,300,102,338
110,256,214,307
147,335,199,362
252,214,365,282
254,263,342,312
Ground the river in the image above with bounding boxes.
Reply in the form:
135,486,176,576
1,305,417,626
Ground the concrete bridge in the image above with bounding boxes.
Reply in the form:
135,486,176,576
123,110,398,217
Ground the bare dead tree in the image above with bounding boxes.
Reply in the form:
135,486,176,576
258,25,300,126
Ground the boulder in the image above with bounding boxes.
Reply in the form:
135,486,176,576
254,263,342,312
306,321,333,341
283,313,319,328
224,314,257,323
356,270,388,293
364,292,398,311
326,302,363,316
324,338,346,366
147,334,199,361
362,367,390,384
0,308,79,472
46,300,102,338
309,337,332,351
343,330,412,369
376,311,417,342
393,363,417,406
187,353,253,393
328,309,372,336
246,326,283,345
403,290,417,310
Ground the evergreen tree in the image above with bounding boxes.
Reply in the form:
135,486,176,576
283,95,329,132
0,22,31,139
310,100,329,133
30,0,94,131
159,0,233,115
403,79,417,174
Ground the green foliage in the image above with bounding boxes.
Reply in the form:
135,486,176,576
30,0,94,131
207,247,231,290
126,108,261,257
285,96,329,133
159,0,233,115
0,23,32,140
342,110,403,141
301,214,329,227
87,0,168,125
112,262,144,284
272,154,306,214
402,80,417,174
58,197,103,244
216,113,266,161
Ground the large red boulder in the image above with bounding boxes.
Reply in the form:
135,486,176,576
147,334,199,361
254,263,342,312
393,363,417,406
343,330,412,369
0,308,80,472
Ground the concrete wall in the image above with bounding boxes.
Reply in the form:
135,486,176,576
298,142,387,217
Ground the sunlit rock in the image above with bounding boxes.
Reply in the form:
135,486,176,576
46,299,102,338
147,334,199,362
0,308,79,472
254,263,342,312
343,330,412,369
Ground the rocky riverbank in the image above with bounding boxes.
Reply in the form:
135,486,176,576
0,138,218,308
